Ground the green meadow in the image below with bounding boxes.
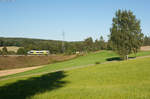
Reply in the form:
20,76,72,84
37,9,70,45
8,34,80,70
1,50,150,80
0,50,150,99
31,57,150,99
0,50,117,79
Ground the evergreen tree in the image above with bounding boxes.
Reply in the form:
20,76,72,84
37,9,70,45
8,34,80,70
84,37,94,51
107,39,113,50
99,36,106,50
94,39,100,51
0,40,4,46
110,9,143,60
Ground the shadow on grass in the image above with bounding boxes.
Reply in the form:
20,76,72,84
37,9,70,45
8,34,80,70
106,57,136,61
106,57,122,61
0,71,68,99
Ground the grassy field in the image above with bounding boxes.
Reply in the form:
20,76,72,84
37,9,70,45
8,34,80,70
129,51,150,57
0,50,117,79
0,50,150,80
0,55,150,99
0,46,20,52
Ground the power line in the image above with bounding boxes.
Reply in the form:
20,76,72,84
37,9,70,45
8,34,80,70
62,30,65,53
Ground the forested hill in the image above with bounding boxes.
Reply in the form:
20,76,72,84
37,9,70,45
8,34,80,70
0,37,109,54
0,36,150,54
0,37,63,47
0,37,81,54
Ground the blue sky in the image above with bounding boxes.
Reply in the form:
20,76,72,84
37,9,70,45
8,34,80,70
0,0,150,41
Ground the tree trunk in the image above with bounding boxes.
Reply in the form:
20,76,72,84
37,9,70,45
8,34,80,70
121,55,128,60
126,55,128,60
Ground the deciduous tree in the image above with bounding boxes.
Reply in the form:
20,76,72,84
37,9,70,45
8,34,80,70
110,9,143,60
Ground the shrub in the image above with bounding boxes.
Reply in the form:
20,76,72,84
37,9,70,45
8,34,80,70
2,46,8,56
17,48,27,55
95,61,101,64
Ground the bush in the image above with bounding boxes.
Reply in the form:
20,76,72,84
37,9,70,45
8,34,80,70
2,46,8,56
95,61,101,64
17,48,27,55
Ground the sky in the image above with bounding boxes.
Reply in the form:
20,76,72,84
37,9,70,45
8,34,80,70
0,0,150,41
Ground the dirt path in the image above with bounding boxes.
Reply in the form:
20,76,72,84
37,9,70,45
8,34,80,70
0,55,150,79
0,55,77,77
0,66,43,77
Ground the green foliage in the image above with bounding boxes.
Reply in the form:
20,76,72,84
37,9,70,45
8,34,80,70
99,36,107,50
110,9,144,60
2,46,8,56
93,36,107,51
0,36,110,55
17,48,27,55
83,36,107,52
143,36,150,46
107,39,113,50
84,37,94,51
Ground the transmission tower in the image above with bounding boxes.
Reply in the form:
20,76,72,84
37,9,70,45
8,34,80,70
62,31,65,53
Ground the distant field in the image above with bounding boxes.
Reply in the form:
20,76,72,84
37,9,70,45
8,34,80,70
0,55,150,99
0,55,76,70
0,46,20,52
141,46,150,51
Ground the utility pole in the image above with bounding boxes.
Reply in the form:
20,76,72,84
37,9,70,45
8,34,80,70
62,30,65,53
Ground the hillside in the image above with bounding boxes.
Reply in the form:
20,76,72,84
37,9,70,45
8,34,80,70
0,55,150,99
0,37,84,54
0,55,76,70
0,51,118,79
0,50,150,80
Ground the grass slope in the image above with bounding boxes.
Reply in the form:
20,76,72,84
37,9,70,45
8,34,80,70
0,56,150,99
0,51,117,79
1,50,150,80
0,55,76,70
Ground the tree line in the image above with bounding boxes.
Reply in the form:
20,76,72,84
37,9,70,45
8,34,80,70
0,34,149,56
143,36,150,46
0,36,111,55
